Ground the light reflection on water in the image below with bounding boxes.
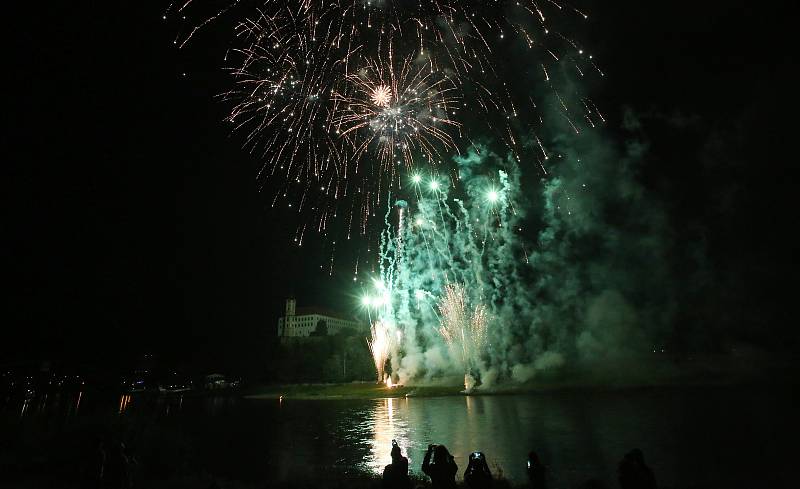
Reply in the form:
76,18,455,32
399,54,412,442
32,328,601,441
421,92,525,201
335,387,790,487
6,390,234,420
344,392,687,485
118,394,132,414
347,395,549,482
3,387,793,488
12,391,85,418
365,397,415,474
353,395,541,482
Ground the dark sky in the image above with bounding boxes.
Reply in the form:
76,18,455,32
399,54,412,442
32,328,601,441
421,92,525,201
2,1,794,371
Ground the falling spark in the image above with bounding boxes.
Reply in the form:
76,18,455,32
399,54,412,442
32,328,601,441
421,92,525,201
168,0,603,242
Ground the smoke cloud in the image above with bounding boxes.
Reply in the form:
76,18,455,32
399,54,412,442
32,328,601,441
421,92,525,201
363,58,706,389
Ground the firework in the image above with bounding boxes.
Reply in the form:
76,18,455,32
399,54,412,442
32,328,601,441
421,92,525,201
437,283,489,389
370,85,392,108
331,46,462,175
167,1,607,387
169,0,602,241
367,320,392,383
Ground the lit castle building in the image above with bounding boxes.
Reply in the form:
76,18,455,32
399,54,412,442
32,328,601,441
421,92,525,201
277,298,364,337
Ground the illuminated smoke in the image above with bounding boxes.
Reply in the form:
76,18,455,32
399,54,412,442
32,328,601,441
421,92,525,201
167,2,689,388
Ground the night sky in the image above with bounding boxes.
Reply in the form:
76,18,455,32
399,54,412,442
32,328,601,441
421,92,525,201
2,1,794,373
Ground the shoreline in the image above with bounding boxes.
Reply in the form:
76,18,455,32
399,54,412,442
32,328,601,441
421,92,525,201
242,372,792,401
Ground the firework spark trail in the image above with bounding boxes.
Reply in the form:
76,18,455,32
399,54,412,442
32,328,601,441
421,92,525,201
166,3,616,389
367,148,528,385
437,283,489,389
331,46,462,175
169,0,603,244
367,320,392,383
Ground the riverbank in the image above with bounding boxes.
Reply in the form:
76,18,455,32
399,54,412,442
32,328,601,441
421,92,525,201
244,363,797,401
241,380,597,400
244,382,459,400
243,381,586,401
239,380,663,401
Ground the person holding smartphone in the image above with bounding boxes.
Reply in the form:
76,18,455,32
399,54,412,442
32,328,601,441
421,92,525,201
422,443,458,489
383,440,411,489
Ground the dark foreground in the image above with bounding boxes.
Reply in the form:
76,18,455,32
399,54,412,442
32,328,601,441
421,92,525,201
1,382,794,488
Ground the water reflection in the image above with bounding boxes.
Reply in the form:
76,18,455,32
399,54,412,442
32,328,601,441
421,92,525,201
73,391,82,415
20,398,32,417
10,390,84,418
4,389,240,420
204,393,237,415
118,394,132,414
356,394,614,483
159,394,184,416
367,397,415,474
2,387,790,488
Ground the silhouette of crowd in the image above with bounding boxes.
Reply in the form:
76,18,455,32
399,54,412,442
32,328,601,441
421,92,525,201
383,441,657,489
87,431,656,489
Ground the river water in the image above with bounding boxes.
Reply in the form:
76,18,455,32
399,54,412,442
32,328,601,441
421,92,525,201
3,384,794,488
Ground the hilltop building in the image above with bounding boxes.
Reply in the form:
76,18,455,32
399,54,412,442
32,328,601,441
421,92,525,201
277,298,364,337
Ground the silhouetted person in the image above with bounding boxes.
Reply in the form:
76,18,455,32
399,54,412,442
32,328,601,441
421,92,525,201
464,451,493,489
422,444,458,489
526,451,547,489
104,441,132,489
618,449,656,489
383,440,411,489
